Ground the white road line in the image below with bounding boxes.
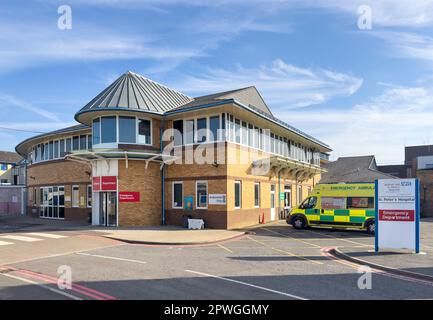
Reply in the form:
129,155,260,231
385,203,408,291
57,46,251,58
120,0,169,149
185,269,308,300
26,232,67,239
76,252,147,264
0,240,13,246
0,272,82,300
0,235,42,242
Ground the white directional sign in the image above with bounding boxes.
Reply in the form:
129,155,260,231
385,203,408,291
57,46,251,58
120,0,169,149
375,179,420,253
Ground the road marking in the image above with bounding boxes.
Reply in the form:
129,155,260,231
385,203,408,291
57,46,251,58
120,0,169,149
76,252,147,264
260,227,322,248
304,229,373,247
0,240,13,246
185,269,308,300
217,244,234,254
247,236,323,265
26,232,67,239
0,272,82,300
0,235,42,242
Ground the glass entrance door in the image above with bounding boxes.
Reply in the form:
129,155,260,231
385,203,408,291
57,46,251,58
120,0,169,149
99,192,117,226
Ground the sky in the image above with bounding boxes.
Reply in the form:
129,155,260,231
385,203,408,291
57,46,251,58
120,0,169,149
1,0,433,164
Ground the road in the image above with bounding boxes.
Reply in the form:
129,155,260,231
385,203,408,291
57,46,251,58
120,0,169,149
1,221,432,300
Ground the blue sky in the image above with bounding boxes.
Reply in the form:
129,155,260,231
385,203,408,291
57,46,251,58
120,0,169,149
1,0,433,164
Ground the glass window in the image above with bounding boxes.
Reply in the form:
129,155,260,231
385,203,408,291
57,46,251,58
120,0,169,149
87,135,92,149
65,138,71,153
300,197,317,210
209,116,219,142
321,197,347,209
137,119,151,145
59,140,65,157
87,185,92,207
347,197,374,209
234,119,241,143
72,185,79,207
72,136,79,150
254,182,260,207
270,134,275,153
172,182,183,208
234,181,242,208
44,143,48,160
241,121,248,145
79,135,87,150
119,116,136,143
173,120,183,146
101,116,117,143
92,118,101,145
185,119,195,145
54,141,59,158
254,127,260,149
196,118,207,143
48,141,54,160
196,181,207,209
0,163,7,171
221,113,226,141
248,124,254,147
40,144,45,161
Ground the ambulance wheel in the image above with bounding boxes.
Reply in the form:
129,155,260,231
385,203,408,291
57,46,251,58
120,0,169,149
292,216,306,229
365,220,375,235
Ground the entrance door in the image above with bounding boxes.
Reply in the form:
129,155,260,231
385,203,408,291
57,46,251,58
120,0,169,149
284,185,291,209
99,192,117,226
270,184,276,221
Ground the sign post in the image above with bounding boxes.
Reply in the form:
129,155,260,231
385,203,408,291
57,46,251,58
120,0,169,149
375,179,420,253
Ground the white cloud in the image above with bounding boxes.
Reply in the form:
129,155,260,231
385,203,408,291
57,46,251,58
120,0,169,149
281,85,433,164
0,94,61,122
372,31,433,64
172,59,363,108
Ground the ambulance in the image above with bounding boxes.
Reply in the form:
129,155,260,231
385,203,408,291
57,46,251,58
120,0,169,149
286,183,376,234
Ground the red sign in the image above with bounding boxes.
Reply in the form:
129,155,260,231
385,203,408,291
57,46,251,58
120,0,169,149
92,177,101,192
379,209,415,222
119,192,140,202
101,176,117,191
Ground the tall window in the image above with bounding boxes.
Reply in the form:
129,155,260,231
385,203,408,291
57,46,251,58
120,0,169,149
185,119,195,145
209,116,219,142
92,118,101,145
196,118,207,143
241,121,248,145
72,185,79,208
234,181,242,209
119,116,136,143
65,138,71,154
72,136,79,150
173,120,183,146
59,139,65,157
39,186,64,219
196,181,208,209
234,119,241,143
254,182,260,207
172,182,183,209
87,185,92,208
101,116,117,143
138,119,151,145
79,135,87,150
248,124,253,147
87,135,92,149
48,141,54,160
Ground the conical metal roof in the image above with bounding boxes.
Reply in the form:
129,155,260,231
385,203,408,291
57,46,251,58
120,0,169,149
76,71,192,116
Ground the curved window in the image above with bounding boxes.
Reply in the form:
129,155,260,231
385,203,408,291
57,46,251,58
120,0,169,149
119,116,136,143
101,116,116,143
138,119,151,145
92,118,100,145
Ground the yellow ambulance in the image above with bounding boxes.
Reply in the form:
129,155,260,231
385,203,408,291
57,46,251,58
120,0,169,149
286,183,376,234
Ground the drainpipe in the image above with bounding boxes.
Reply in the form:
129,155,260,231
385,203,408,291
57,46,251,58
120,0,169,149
278,170,281,220
160,120,166,225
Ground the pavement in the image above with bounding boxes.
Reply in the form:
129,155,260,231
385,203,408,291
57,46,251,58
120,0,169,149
0,216,433,300
95,226,245,245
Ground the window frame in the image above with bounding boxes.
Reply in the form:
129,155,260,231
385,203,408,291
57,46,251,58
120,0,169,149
254,182,260,208
172,181,184,209
195,180,208,209
72,185,80,208
234,180,242,209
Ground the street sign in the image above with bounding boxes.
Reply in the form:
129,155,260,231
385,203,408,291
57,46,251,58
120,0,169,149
375,179,420,253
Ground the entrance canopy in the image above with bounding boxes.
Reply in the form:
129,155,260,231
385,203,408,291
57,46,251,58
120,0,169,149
252,156,326,181
65,149,178,169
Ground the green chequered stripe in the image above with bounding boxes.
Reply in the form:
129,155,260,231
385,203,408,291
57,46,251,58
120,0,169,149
320,215,334,222
334,209,350,216
365,210,375,217
349,216,365,223
305,209,317,215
